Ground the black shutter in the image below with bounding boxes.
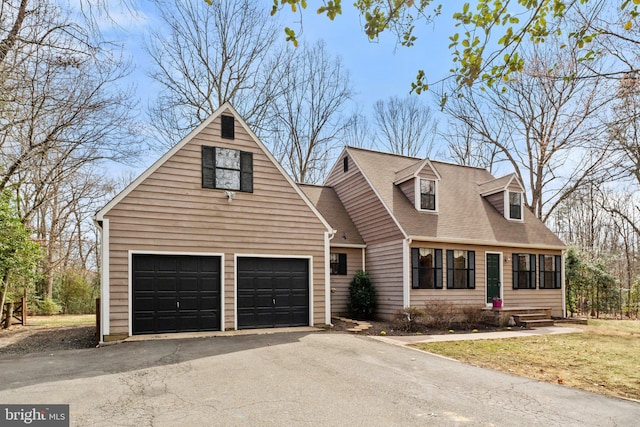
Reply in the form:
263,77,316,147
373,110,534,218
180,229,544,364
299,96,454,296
435,249,443,289
446,250,454,289
555,255,562,289
530,254,536,289
338,253,347,275
539,254,545,289
512,253,518,289
468,251,475,289
411,248,420,289
221,115,234,139
343,156,349,172
202,146,215,189
240,151,253,192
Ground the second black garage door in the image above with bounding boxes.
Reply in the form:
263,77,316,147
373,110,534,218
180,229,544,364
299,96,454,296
237,257,309,329
132,254,221,335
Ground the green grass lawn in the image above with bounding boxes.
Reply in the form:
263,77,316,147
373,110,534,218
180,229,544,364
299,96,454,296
27,314,95,326
413,320,640,401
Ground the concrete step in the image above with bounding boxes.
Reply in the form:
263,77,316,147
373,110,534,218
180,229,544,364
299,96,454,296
520,319,555,328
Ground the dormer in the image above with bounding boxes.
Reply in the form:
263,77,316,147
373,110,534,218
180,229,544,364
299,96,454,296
394,159,442,213
478,173,525,222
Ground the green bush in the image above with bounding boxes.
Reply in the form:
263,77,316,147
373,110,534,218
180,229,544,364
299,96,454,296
348,270,376,320
53,269,98,314
393,306,427,332
38,297,62,315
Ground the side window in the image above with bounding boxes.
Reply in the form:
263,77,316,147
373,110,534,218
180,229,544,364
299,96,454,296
330,253,347,275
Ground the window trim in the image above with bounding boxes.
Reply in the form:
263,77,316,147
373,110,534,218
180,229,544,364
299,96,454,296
506,191,523,221
539,254,562,289
411,248,443,289
512,253,536,289
416,178,438,213
446,250,475,289
330,253,347,275
202,146,253,192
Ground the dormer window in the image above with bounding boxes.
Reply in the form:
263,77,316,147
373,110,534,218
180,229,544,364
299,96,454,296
509,192,522,220
420,179,436,211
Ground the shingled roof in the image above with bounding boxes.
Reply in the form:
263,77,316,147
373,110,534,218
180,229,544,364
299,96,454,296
299,184,365,246
344,147,565,249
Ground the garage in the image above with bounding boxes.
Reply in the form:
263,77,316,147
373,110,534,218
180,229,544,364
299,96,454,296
132,254,221,334
237,257,309,329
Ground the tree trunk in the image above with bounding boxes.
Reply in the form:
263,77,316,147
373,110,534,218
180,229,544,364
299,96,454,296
0,273,10,328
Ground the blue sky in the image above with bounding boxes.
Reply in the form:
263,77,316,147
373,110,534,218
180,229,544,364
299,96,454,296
89,1,465,173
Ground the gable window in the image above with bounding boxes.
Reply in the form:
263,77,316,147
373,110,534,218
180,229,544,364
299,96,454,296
513,253,536,289
202,146,253,192
330,253,347,275
539,255,562,289
509,192,522,220
446,250,475,289
411,248,443,289
221,115,235,139
343,157,349,172
420,179,436,211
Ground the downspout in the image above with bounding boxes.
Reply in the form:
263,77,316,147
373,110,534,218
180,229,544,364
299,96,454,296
325,230,336,326
561,249,567,318
93,217,108,343
403,237,413,308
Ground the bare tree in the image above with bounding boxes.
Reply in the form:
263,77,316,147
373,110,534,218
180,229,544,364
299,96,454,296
268,41,353,184
343,110,372,149
146,0,283,149
1,0,139,300
443,41,613,222
372,95,437,157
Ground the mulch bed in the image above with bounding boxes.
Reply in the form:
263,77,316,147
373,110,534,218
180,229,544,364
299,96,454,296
328,318,512,336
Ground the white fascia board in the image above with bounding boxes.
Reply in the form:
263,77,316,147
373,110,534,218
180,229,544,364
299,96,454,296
407,235,566,251
329,243,367,249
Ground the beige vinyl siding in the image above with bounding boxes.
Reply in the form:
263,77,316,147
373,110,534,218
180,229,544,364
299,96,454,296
329,247,364,316
326,154,403,244
409,242,563,317
485,192,505,215
366,240,404,320
417,165,438,180
398,180,415,206
505,248,563,317
508,180,523,192
105,111,328,334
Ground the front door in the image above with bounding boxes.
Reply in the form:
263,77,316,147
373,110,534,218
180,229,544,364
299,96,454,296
486,253,501,304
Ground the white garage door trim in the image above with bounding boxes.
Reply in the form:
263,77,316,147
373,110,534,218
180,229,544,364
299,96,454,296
234,254,313,331
128,250,226,336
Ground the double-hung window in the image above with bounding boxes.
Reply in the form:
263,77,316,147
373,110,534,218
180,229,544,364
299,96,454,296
512,253,536,289
420,179,436,211
539,255,562,289
509,192,522,220
411,248,443,289
446,250,475,289
202,146,253,192
330,253,347,275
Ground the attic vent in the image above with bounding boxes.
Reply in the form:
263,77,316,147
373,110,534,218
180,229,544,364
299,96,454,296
221,115,234,139
343,157,348,172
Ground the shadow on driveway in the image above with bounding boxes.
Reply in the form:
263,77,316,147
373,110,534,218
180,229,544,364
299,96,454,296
0,331,316,391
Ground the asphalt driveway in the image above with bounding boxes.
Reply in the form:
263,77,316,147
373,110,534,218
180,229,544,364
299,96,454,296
1,331,638,426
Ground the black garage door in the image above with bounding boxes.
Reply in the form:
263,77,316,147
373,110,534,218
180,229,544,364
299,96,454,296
132,254,221,334
237,257,309,329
